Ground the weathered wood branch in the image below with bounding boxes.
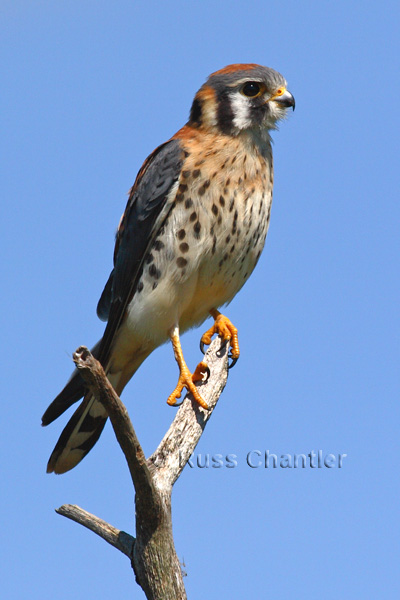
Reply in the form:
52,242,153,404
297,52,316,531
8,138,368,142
56,504,135,558
57,336,229,600
72,346,157,508
148,338,229,489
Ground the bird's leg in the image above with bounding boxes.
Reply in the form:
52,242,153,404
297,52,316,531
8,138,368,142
200,308,240,367
167,326,209,409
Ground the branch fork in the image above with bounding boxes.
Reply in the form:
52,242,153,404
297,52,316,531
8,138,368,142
56,336,229,600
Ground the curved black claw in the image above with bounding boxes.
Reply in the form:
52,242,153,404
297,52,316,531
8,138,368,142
169,398,185,408
200,339,207,355
228,354,239,369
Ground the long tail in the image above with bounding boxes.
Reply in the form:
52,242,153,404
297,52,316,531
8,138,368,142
42,339,103,427
45,392,109,474
42,342,150,474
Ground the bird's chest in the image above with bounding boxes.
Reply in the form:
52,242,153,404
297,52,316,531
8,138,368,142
197,177,272,300
133,137,274,333
171,143,274,307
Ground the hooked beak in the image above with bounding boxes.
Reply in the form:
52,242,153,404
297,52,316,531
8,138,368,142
273,89,295,110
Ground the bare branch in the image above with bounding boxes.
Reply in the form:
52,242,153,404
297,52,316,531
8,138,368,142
58,336,230,599
148,336,229,489
56,504,135,558
72,346,159,514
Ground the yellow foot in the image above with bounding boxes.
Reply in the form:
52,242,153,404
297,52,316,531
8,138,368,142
167,326,210,409
200,309,240,367
167,360,209,409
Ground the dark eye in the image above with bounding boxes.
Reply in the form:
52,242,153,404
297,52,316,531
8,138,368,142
241,82,261,97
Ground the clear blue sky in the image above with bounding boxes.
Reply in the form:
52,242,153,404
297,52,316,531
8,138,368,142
1,1,399,599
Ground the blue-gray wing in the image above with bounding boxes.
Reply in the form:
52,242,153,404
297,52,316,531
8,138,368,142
42,138,183,427
96,138,184,366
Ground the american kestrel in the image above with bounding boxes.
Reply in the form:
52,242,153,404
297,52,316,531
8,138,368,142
42,63,295,474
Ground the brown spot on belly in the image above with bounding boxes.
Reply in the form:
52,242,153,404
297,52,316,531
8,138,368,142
177,257,187,268
149,264,161,279
153,240,165,251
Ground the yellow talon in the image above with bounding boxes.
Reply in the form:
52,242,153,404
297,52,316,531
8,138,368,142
200,309,240,361
167,328,209,409
192,361,209,383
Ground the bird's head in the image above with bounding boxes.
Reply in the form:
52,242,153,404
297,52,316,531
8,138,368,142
189,63,295,136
